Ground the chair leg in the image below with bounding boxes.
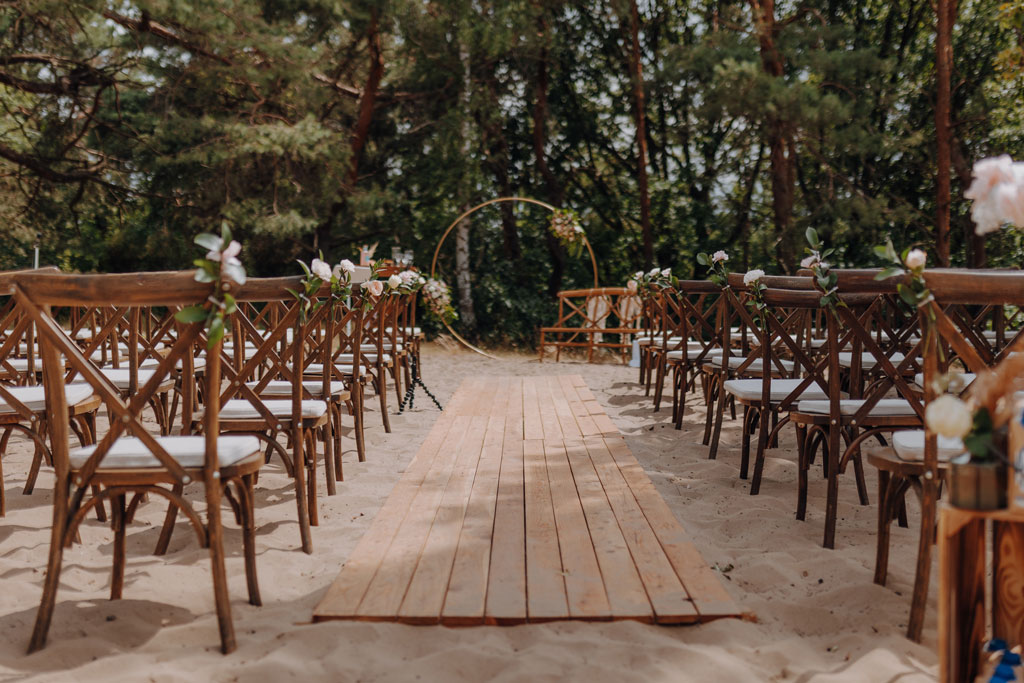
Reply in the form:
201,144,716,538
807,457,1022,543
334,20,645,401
376,374,392,433
874,471,892,586
291,426,313,554
739,406,752,480
239,474,261,606
906,478,938,642
333,403,344,483
204,478,237,654
707,379,727,460
652,357,665,412
28,478,72,653
323,422,336,496
111,493,127,600
154,483,184,555
796,425,808,521
306,428,319,527
354,382,366,463
823,428,840,549
749,406,771,496
852,452,869,506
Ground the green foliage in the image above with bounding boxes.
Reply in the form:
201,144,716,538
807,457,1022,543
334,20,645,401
1,0,1023,348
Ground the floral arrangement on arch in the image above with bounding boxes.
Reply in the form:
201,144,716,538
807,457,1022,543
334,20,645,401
696,250,729,287
627,267,673,299
421,277,457,324
549,208,585,256
175,223,247,348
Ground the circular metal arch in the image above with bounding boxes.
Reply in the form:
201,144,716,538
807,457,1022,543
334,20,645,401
429,197,600,359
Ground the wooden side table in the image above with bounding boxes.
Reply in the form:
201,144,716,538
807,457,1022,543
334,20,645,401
938,506,1024,682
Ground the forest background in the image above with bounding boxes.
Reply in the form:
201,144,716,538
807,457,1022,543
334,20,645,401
2,0,1024,345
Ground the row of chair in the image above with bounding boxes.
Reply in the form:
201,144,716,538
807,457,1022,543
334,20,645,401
0,268,424,654
636,268,1024,642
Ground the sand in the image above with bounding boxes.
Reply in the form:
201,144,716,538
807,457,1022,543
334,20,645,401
0,344,939,682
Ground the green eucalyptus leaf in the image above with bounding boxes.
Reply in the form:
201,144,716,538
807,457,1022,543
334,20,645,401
696,253,709,266
174,305,209,323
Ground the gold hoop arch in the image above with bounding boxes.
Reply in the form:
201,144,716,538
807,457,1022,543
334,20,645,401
429,196,600,359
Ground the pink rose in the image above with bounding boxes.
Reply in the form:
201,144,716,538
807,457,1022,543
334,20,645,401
363,280,384,297
965,155,1015,201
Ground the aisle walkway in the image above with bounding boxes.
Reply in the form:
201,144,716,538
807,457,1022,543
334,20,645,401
313,375,742,625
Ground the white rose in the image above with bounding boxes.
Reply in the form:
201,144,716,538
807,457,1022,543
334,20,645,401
743,269,765,286
207,240,242,266
994,182,1024,227
310,258,332,281
626,279,638,295
648,268,660,277
712,250,728,263
964,155,1015,201
364,280,384,297
972,198,1005,235
661,268,671,277
925,394,973,440
904,249,927,270
338,259,356,275
387,274,402,289
634,271,644,280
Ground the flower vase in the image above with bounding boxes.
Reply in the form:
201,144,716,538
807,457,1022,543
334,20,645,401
948,453,1009,510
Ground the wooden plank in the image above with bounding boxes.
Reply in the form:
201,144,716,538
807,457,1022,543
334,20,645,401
544,439,612,619
559,375,600,436
523,437,569,620
583,436,698,624
397,414,490,622
522,376,544,440
313,387,469,620
440,414,505,624
547,376,583,440
536,375,563,441
355,382,495,620
603,435,740,620
484,427,527,624
564,439,653,620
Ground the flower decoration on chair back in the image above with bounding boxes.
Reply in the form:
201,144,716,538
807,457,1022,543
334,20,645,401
174,222,247,348
696,250,729,288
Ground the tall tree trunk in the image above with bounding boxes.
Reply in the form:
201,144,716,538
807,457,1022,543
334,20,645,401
621,0,654,269
952,136,984,267
532,24,566,297
934,0,956,266
315,10,384,254
455,34,477,329
750,0,798,270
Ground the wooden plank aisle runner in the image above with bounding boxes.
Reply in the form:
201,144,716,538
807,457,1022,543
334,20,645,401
314,375,743,625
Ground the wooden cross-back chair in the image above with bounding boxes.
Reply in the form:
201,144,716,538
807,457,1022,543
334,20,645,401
539,287,643,364
648,285,702,412
13,270,264,655
726,277,841,496
702,274,799,462
868,269,1024,643
786,271,924,549
666,281,724,429
174,276,331,556
0,268,103,517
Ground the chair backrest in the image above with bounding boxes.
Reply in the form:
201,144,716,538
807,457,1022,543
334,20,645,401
12,270,222,487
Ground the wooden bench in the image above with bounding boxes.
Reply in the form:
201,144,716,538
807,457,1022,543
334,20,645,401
539,287,642,363
314,374,744,625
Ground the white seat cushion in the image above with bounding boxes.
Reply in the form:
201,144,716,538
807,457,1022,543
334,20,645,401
724,378,830,402
1,358,32,373
219,399,327,420
360,343,402,353
246,380,348,398
385,326,422,336
140,356,207,371
913,372,976,391
837,351,906,370
100,367,170,391
703,357,795,373
337,352,391,364
298,363,367,377
69,435,260,470
0,384,95,414
796,398,916,416
667,347,722,360
891,430,963,462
